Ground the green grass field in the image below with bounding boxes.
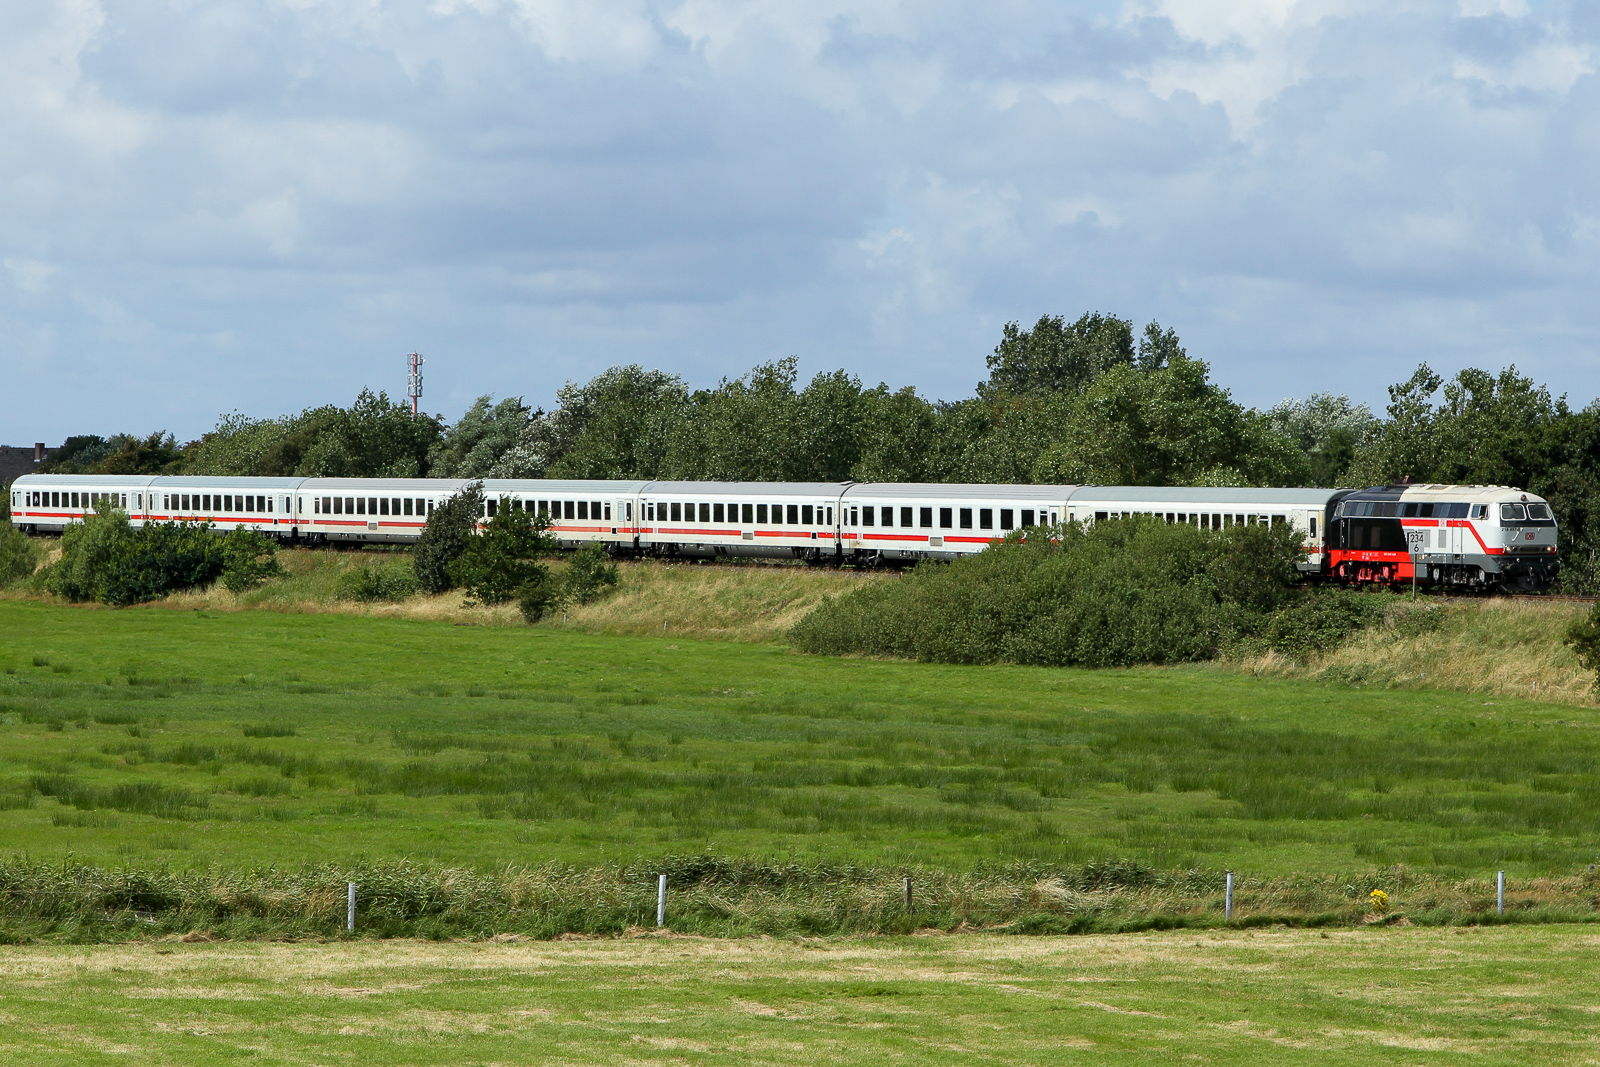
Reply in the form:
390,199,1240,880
3,926,1598,1066
1,599,1598,881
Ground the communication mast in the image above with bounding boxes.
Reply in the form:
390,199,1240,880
406,352,425,415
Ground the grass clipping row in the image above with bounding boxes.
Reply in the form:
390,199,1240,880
0,857,1591,943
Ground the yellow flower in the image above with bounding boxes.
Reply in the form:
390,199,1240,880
1369,889,1389,913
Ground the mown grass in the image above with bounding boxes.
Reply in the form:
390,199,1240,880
4,599,1600,890
3,926,1599,1065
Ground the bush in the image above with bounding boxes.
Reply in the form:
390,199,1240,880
1566,603,1600,683
791,517,1308,667
1252,589,1388,661
0,523,37,586
517,571,564,623
413,483,485,594
40,501,284,606
97,522,228,606
218,529,285,594
449,497,557,606
336,562,419,602
45,503,134,602
563,543,619,605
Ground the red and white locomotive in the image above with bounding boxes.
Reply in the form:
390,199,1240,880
8,474,1560,590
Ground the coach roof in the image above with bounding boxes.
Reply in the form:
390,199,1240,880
1065,486,1349,505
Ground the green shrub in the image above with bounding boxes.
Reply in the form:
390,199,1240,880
45,503,133,602
1566,603,1600,683
563,543,619,605
449,496,557,606
40,501,283,606
1253,589,1388,661
335,562,419,602
219,528,285,594
97,522,227,606
792,518,1308,667
413,483,485,594
0,523,37,586
517,571,564,623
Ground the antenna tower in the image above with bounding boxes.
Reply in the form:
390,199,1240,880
406,352,425,415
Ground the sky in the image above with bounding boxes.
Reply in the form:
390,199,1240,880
3,0,1598,444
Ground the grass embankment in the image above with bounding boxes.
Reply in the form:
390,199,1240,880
1233,596,1596,706
4,542,877,641
5,600,1600,940
4,927,1598,1066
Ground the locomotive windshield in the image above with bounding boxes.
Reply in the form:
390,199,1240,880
1500,503,1527,521
1527,503,1551,520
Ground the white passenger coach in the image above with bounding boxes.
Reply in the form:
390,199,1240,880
10,474,1345,570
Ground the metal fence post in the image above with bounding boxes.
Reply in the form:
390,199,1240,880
657,874,667,928
347,882,356,933
1497,871,1505,915
904,875,913,910
1225,871,1233,921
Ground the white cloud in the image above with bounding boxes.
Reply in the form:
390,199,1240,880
2,0,1599,440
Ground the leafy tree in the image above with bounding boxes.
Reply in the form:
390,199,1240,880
427,396,534,478
449,497,557,605
1264,394,1376,487
851,385,941,482
982,312,1135,397
96,432,189,475
494,366,689,478
516,572,564,623
413,483,486,594
665,359,804,480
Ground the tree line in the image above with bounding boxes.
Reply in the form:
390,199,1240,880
26,311,1600,590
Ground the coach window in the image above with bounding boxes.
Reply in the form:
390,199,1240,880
919,507,933,529
847,507,856,526
799,505,812,525
976,508,992,530
859,506,873,528
333,498,343,514
935,507,949,529
958,508,972,529
712,503,725,523
753,503,766,523
827,507,833,524
1020,509,1035,527
994,508,1011,531
575,501,587,520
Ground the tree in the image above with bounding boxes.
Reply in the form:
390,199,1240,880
449,497,557,605
494,366,689,479
981,312,1135,397
413,483,486,594
1264,394,1376,487
428,396,534,478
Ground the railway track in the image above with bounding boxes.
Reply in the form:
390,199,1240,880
1508,593,1599,604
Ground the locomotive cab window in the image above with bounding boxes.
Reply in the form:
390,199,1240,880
1500,503,1527,521
1528,503,1551,520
